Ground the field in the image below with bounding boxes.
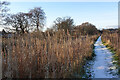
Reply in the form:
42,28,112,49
2,31,98,78
0,1,120,78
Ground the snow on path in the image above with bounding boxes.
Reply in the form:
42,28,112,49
90,36,119,78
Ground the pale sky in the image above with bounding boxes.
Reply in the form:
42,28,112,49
2,0,120,2
0,1,119,31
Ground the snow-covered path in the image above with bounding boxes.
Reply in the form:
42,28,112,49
90,36,119,78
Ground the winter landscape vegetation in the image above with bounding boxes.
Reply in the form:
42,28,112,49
0,1,120,79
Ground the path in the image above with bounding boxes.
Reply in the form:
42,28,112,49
88,36,119,78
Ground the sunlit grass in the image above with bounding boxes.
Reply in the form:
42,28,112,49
101,33,120,73
2,31,98,78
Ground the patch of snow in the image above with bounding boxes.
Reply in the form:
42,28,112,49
108,66,117,70
87,36,119,78
97,66,105,69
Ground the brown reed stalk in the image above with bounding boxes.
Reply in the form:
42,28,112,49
2,31,98,78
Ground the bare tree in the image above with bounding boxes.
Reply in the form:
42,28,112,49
29,7,46,31
0,1,9,24
4,7,46,34
4,12,32,34
81,22,98,35
53,17,74,33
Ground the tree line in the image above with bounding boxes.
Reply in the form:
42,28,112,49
4,7,46,34
0,1,99,35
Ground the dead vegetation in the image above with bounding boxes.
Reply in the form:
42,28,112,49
101,30,120,69
2,30,98,78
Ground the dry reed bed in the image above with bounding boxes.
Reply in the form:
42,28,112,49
101,33,120,65
2,31,98,78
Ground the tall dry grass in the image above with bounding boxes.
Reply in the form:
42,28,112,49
2,30,98,78
102,32,120,67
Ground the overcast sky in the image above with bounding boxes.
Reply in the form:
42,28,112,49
0,1,119,31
